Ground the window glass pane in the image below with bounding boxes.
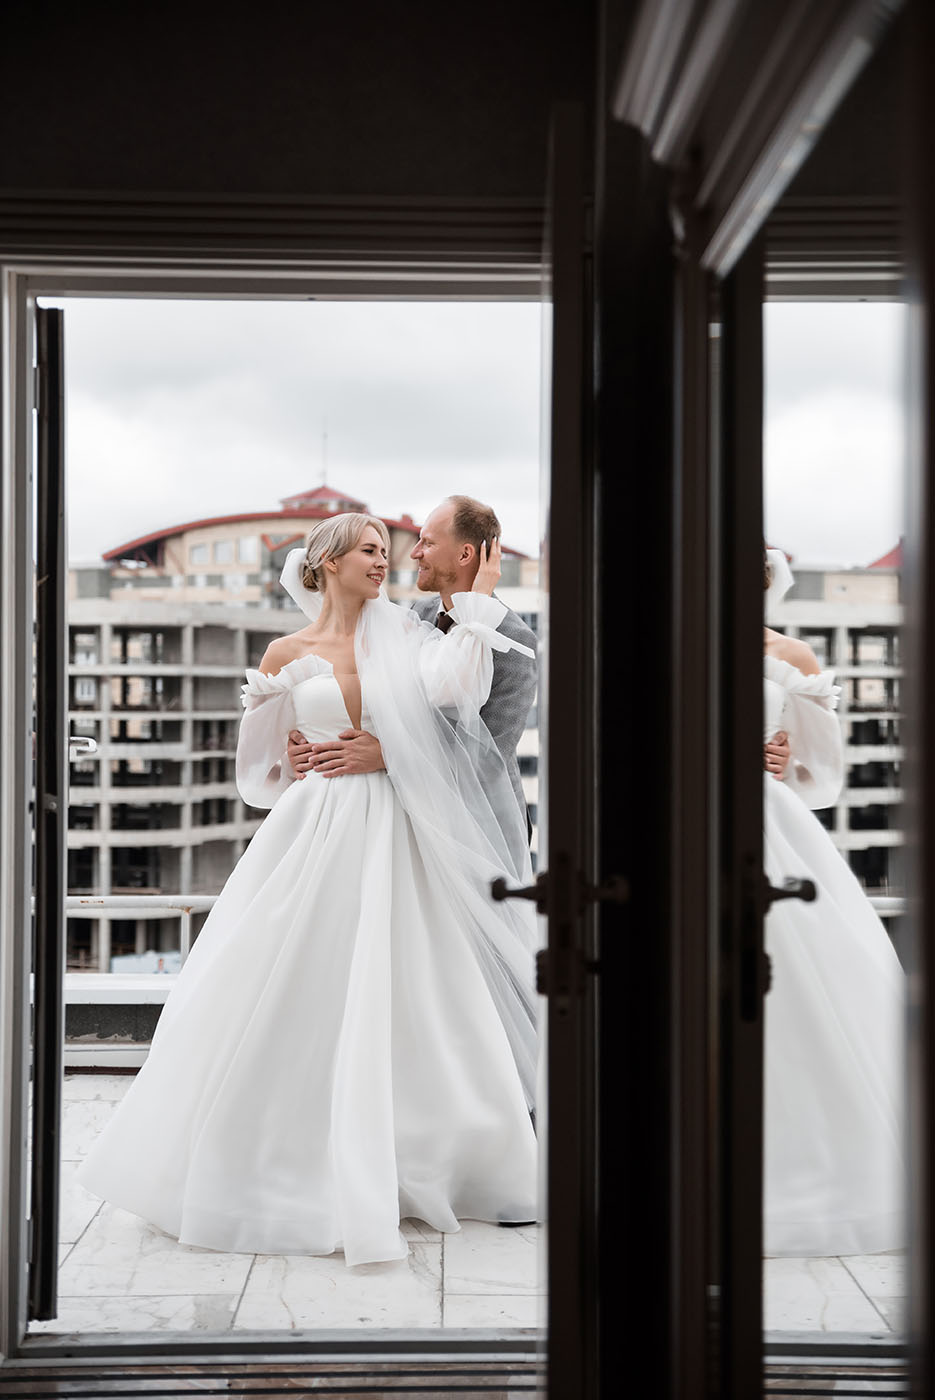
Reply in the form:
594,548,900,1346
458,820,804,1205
764,300,906,1337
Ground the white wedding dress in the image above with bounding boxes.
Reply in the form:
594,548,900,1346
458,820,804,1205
763,654,905,1256
78,592,538,1267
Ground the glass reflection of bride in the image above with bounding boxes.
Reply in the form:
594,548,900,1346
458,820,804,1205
763,547,904,1257
78,514,539,1267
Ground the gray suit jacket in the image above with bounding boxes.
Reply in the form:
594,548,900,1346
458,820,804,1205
411,593,538,822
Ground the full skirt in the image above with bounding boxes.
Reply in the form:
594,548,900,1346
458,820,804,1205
764,778,904,1256
77,771,538,1266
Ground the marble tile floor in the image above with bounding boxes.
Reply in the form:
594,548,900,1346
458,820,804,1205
764,1250,905,1336
29,1073,906,1337
30,1072,545,1335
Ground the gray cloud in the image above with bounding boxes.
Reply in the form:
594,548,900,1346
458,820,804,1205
765,303,905,566
54,299,542,560
51,297,904,572
766,302,904,414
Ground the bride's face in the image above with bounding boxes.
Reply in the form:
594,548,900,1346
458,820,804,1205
328,526,388,599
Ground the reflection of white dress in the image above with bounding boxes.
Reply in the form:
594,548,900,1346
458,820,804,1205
764,655,904,1257
78,605,538,1268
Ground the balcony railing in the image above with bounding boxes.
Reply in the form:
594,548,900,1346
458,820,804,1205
64,888,905,978
60,889,906,1063
61,896,215,1066
66,893,218,961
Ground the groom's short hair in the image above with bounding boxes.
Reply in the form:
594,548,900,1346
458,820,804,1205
446,496,501,556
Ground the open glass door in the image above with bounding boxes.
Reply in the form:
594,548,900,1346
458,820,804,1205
0,292,69,1346
715,240,911,1394
712,237,771,1397
29,306,67,1322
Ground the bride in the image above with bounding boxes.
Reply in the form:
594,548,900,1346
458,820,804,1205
763,547,905,1257
78,513,539,1267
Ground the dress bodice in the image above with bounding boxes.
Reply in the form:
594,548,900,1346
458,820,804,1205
240,652,373,743
292,672,373,741
235,593,532,817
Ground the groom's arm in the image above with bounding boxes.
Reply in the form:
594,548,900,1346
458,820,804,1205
482,618,538,760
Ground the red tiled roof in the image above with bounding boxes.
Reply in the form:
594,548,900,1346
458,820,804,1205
102,508,339,560
868,540,903,569
103,498,527,561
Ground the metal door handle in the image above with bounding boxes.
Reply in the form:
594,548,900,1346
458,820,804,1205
491,870,629,916
491,874,549,914
68,735,98,760
765,876,816,909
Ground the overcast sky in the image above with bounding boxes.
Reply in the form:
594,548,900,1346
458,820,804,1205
44,296,904,570
765,301,905,568
49,298,543,562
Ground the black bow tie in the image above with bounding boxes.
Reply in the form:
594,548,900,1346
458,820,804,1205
435,611,455,634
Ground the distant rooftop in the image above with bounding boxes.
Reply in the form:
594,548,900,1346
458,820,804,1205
278,485,367,513
101,484,421,566
868,540,903,570
102,484,523,566
769,543,903,573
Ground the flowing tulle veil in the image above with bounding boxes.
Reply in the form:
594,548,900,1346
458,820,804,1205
766,546,795,619
279,549,540,1109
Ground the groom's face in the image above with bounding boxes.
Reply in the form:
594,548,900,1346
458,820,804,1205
410,505,461,594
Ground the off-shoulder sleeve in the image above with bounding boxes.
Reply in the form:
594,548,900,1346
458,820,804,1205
770,659,844,809
235,668,298,809
417,592,535,710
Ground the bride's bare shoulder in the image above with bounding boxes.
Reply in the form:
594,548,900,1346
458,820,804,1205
258,629,316,676
764,628,821,677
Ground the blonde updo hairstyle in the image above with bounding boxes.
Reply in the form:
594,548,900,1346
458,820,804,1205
300,512,391,592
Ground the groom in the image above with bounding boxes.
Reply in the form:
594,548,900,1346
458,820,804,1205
285,495,538,828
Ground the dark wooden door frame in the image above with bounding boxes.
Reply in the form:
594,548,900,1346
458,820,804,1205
903,4,935,1395
539,102,600,1400
30,307,67,1324
607,1,912,1396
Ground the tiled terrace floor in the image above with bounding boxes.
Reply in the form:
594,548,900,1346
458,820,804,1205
31,1073,543,1335
29,1073,904,1337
